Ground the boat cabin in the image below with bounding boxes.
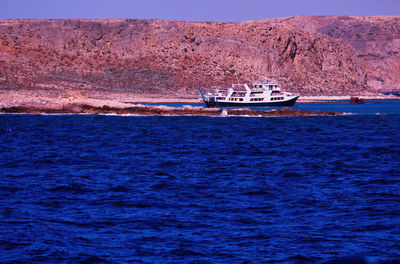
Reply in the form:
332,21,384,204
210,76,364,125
200,78,299,107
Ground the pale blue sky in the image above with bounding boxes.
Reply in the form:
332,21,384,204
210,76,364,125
1,0,399,21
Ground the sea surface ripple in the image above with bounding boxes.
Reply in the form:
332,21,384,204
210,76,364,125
1,112,400,263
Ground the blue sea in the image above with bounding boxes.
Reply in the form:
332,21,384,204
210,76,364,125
1,101,400,263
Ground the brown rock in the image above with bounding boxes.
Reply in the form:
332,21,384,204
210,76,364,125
271,16,400,92
0,16,398,100
0,103,343,116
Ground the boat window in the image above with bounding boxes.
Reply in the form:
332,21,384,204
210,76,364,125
232,92,246,97
250,92,263,97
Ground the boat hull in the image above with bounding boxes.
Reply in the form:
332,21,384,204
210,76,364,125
204,96,299,107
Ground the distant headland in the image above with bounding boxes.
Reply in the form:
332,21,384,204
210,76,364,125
0,16,399,112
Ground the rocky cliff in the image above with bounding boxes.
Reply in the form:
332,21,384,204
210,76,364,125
274,16,400,93
0,16,399,98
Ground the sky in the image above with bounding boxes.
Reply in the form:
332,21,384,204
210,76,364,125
1,0,399,22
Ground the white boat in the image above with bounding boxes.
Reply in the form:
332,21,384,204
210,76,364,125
199,79,299,107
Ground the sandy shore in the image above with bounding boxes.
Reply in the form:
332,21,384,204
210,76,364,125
0,90,201,108
0,90,398,117
0,91,348,117
1,90,398,109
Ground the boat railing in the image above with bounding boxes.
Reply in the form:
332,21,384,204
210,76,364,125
211,89,229,96
252,88,264,92
285,92,300,97
232,84,246,87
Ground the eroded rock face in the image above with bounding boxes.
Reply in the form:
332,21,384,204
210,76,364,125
0,16,398,98
271,16,400,92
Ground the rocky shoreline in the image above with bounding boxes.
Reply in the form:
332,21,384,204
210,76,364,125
0,102,342,117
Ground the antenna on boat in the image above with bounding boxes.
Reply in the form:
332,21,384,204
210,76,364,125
198,86,206,103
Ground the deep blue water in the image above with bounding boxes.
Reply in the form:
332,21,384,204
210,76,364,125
1,103,400,263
